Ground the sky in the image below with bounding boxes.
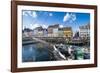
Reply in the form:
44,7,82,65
22,10,90,32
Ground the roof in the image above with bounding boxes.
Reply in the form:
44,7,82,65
63,27,72,30
79,24,90,29
34,26,43,31
23,28,32,32
48,24,59,28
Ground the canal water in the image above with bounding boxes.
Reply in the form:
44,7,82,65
22,43,53,62
22,43,90,62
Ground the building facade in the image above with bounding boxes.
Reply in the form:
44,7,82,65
63,27,73,39
22,28,33,37
33,26,43,37
43,29,48,37
58,28,64,37
79,24,90,40
48,24,59,37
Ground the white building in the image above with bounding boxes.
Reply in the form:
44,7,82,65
79,24,90,40
48,24,59,37
58,28,64,37
22,28,33,37
53,28,59,37
33,26,43,37
33,26,48,37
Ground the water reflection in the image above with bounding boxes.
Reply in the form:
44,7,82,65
22,43,51,62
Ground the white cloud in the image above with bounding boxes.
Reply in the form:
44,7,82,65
63,13,76,22
31,24,40,29
32,11,37,18
59,25,64,28
27,11,31,16
71,13,76,21
63,13,70,22
42,24,48,28
49,13,53,16
23,24,38,30
32,24,48,29
23,24,48,30
23,11,28,16
23,11,37,18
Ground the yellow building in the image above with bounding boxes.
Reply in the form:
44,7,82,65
63,27,73,39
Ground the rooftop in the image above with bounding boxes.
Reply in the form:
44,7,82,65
79,24,90,29
48,24,59,28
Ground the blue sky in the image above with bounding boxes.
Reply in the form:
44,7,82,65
22,10,90,32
